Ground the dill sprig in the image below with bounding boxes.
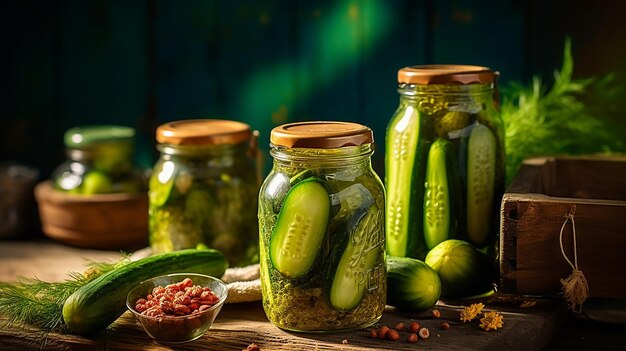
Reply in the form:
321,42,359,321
0,254,130,333
501,39,625,184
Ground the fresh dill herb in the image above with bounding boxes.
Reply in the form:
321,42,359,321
0,255,130,333
501,39,625,185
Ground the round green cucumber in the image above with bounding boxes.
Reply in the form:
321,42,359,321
423,139,452,249
425,239,493,298
385,105,420,257
329,204,382,311
270,178,331,279
435,111,470,137
466,123,496,246
82,171,113,194
387,256,441,312
184,186,214,228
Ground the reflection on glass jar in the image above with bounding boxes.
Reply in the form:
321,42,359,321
385,65,505,260
149,119,260,267
258,121,386,332
52,126,146,195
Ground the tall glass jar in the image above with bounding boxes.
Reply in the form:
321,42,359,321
149,119,260,267
385,65,505,260
258,121,386,332
52,125,146,195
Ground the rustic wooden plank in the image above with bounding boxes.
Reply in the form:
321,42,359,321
0,300,562,351
0,240,562,350
500,157,626,298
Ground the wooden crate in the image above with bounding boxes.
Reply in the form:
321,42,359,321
500,156,626,298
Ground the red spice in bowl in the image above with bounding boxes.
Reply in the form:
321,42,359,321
126,273,227,343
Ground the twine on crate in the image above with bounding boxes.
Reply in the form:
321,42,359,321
558,208,589,313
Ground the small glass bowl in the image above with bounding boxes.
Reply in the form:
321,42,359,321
126,273,228,343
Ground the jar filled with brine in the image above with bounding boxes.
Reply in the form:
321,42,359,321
258,121,386,332
149,119,260,267
385,65,504,275
53,125,146,195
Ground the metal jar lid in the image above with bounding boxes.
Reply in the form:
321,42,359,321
64,125,135,148
270,121,373,148
156,119,252,145
398,65,497,85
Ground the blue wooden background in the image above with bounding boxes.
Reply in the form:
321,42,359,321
2,0,625,178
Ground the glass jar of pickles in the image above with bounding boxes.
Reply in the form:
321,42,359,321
149,119,260,267
258,121,386,332
52,125,146,195
385,65,505,260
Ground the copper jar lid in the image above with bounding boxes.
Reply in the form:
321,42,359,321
156,119,252,145
270,121,373,148
398,65,497,85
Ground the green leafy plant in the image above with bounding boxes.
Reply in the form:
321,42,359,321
501,39,625,184
0,256,130,333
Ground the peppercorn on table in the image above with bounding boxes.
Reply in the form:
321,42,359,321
0,239,602,351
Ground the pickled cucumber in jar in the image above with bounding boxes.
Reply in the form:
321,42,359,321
52,126,146,195
385,66,504,297
259,122,386,332
149,120,260,267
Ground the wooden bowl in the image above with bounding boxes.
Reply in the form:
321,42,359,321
34,180,148,250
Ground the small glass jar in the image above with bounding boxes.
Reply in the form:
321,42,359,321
52,125,146,195
385,65,505,259
258,121,386,332
149,119,260,267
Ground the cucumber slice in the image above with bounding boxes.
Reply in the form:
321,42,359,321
330,203,381,311
466,124,496,246
385,105,420,257
270,178,331,279
423,139,452,249
149,161,177,207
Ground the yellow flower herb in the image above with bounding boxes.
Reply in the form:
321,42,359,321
459,303,484,322
479,311,504,331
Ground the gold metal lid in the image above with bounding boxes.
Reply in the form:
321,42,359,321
270,121,373,148
156,119,252,145
398,65,497,85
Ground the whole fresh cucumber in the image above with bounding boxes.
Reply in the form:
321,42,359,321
423,139,461,249
425,239,493,297
329,203,382,311
466,123,497,246
269,178,331,279
63,249,228,335
387,256,441,312
385,105,427,258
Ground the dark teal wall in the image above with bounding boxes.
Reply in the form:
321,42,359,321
2,0,625,178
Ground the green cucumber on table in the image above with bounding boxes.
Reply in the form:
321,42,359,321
63,249,227,335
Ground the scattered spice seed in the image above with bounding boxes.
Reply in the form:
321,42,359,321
431,309,441,318
407,333,418,343
408,321,421,333
440,322,450,330
387,329,400,341
418,327,430,339
242,344,260,351
369,328,378,338
342,339,349,344
394,322,405,331
378,325,390,339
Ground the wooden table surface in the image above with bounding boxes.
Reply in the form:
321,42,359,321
0,239,621,351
